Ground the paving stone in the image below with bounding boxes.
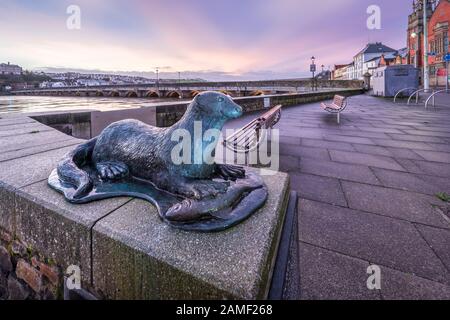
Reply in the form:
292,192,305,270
372,167,450,196
352,144,393,157
0,123,54,137
412,160,450,178
298,243,380,300
380,266,450,300
403,130,450,138
279,145,330,161
279,155,300,172
416,225,450,272
355,126,405,134
301,138,355,151
0,130,73,153
412,150,450,164
0,139,81,162
323,134,375,145
385,147,425,160
395,158,426,174
329,150,405,171
277,135,301,145
0,146,78,188
321,128,389,139
280,128,323,139
290,173,347,206
299,158,380,185
341,181,449,228
298,199,450,284
372,138,435,151
387,133,447,144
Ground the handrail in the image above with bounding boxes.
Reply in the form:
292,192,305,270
425,89,450,109
407,88,434,105
393,87,417,103
223,105,282,154
223,124,267,154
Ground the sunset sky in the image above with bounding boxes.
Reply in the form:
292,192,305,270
0,0,411,80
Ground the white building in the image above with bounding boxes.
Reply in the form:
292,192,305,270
351,43,397,80
0,62,22,75
342,62,356,80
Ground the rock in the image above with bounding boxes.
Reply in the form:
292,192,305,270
11,241,27,257
0,275,7,299
31,256,60,285
0,230,12,244
0,246,12,273
16,259,42,293
7,276,29,300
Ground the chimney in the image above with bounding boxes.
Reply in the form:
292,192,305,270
7,62,10,65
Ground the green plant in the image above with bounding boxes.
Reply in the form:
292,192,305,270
435,192,450,202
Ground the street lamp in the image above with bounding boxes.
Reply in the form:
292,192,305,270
423,0,430,90
410,32,418,68
310,56,316,91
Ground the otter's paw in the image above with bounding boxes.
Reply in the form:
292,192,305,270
173,180,230,200
96,161,129,181
215,164,245,181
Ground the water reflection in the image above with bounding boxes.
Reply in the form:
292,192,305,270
0,96,189,114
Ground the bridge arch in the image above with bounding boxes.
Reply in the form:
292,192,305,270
219,90,233,97
189,90,201,98
126,91,138,98
146,90,160,98
167,91,182,99
109,91,120,97
95,91,104,97
250,90,265,96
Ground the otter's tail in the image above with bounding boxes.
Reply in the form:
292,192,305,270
57,137,97,200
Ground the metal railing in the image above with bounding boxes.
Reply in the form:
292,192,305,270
407,88,434,105
393,87,418,103
424,89,450,109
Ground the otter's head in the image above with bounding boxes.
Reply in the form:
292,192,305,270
193,91,243,119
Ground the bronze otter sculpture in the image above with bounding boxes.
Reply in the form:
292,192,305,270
48,91,268,232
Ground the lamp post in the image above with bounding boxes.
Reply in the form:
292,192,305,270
310,56,316,91
423,0,430,91
411,32,418,68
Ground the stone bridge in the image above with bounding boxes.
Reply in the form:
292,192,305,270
11,79,364,99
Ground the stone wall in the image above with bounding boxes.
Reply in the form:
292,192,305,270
157,88,364,127
0,227,62,300
30,89,364,137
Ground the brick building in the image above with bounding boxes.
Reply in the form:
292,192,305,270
407,0,449,85
428,0,450,85
407,0,434,68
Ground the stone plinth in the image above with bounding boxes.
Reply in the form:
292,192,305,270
91,170,290,299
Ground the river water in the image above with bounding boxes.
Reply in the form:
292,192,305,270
0,96,190,114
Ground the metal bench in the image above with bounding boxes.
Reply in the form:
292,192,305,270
223,104,282,157
320,95,348,124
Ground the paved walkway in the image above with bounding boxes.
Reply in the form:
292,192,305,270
273,93,450,299
2,93,450,300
